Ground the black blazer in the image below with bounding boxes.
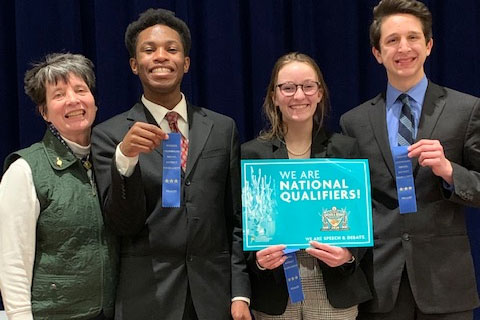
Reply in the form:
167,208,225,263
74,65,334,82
92,101,250,320
340,81,480,314
241,129,372,315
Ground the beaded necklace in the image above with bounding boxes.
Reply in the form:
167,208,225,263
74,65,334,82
48,124,96,195
286,143,312,156
48,124,92,170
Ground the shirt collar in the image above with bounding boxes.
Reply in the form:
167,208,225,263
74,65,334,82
141,93,188,125
386,75,428,107
62,135,90,158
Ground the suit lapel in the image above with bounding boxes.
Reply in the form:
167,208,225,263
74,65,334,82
126,102,150,123
271,139,288,159
185,103,213,178
311,129,328,158
415,82,446,141
412,82,447,173
369,94,396,178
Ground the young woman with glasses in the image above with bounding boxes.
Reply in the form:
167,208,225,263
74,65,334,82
241,52,372,320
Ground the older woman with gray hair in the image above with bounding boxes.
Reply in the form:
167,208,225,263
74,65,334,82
0,53,116,320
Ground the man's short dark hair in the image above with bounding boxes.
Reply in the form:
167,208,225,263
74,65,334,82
125,8,191,58
370,0,433,51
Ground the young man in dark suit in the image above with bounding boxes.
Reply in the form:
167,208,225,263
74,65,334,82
340,0,480,319
91,9,251,320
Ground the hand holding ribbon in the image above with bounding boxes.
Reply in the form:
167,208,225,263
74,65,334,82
408,139,453,185
120,122,168,157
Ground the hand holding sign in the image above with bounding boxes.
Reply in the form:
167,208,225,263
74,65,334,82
305,241,353,267
256,245,287,270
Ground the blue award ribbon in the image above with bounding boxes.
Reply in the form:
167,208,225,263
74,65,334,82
392,146,417,214
162,133,181,208
283,250,304,303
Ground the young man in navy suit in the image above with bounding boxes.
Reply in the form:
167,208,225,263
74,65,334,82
341,0,480,319
92,9,251,320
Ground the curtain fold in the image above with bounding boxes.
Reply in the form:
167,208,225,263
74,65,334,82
1,1,479,317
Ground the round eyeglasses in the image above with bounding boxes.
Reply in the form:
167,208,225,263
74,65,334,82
276,81,321,97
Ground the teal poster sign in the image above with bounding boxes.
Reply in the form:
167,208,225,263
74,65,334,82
242,158,373,250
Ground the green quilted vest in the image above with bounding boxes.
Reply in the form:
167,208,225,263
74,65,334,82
5,130,117,319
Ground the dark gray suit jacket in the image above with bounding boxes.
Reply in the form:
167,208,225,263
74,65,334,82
241,129,372,315
91,101,250,320
340,81,480,314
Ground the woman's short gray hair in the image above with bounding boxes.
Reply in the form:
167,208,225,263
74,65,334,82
24,53,95,114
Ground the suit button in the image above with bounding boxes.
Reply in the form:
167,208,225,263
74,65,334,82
402,233,410,241
187,256,193,262
50,283,57,290
185,179,191,186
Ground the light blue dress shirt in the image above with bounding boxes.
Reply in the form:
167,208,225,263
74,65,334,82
385,76,453,190
386,75,428,148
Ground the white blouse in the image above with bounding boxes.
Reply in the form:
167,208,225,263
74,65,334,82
0,138,89,320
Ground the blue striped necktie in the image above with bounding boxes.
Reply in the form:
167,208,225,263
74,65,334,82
397,93,414,146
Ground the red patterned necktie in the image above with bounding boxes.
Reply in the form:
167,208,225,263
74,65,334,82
165,111,188,171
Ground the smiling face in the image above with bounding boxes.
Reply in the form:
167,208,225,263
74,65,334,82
273,61,322,126
372,13,433,91
42,73,96,145
130,24,190,107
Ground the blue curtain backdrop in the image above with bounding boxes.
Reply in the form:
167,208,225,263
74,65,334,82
0,0,479,316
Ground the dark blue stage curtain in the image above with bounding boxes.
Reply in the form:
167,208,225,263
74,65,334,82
1,0,479,317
